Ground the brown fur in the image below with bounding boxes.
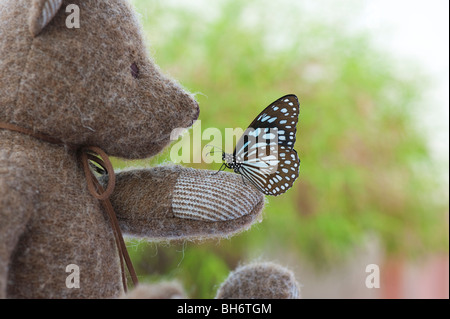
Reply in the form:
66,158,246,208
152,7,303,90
0,0,299,299
0,0,199,159
216,262,301,299
121,282,186,299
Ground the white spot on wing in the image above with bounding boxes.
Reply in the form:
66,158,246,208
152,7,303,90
263,133,275,139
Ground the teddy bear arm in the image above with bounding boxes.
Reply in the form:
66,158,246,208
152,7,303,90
0,181,35,298
105,166,265,241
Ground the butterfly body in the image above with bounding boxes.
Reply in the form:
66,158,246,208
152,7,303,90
219,95,301,196
222,153,241,172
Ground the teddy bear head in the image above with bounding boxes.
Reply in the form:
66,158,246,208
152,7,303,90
0,0,199,159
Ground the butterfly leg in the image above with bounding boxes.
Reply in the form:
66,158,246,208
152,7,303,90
212,163,226,175
241,175,247,186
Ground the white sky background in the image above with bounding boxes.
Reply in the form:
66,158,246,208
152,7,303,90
359,0,449,186
289,0,449,180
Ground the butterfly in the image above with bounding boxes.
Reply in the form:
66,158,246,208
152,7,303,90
215,94,300,196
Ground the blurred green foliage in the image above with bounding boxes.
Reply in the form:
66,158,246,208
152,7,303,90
116,0,448,297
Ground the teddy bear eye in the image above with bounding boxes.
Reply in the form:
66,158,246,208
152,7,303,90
130,62,139,79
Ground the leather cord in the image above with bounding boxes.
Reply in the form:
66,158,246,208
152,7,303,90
0,121,139,293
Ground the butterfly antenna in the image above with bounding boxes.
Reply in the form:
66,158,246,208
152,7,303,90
205,144,224,156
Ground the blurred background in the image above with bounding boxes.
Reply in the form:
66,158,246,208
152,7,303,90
116,0,449,298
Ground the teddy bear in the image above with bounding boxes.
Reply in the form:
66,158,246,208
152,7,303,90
0,0,300,298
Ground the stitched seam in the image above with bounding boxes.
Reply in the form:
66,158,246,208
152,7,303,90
13,33,35,118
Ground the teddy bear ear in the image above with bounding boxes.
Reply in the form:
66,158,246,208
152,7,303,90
29,0,63,37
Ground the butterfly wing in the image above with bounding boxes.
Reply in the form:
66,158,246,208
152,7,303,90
238,145,300,196
246,94,299,149
233,94,299,158
231,94,301,196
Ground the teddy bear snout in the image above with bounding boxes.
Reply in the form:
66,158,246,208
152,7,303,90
192,101,200,125
171,92,200,129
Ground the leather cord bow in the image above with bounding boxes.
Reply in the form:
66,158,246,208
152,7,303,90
0,121,138,293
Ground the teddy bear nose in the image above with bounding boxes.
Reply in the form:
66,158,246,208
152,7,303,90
193,101,200,121
191,101,200,125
